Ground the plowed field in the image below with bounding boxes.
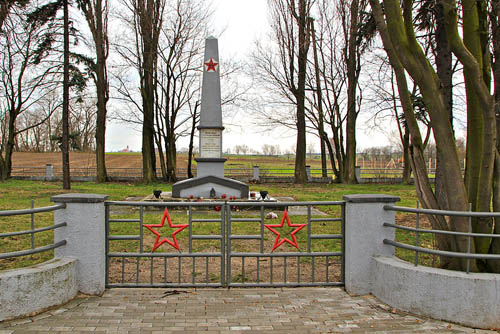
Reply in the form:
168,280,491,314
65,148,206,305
11,152,323,170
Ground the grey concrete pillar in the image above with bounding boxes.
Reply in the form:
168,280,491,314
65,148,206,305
52,193,108,295
253,165,260,181
306,165,311,182
45,164,53,180
343,194,400,295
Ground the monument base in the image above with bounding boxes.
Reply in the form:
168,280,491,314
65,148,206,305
195,158,227,178
172,175,249,199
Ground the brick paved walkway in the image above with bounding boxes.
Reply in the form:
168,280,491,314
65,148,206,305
0,288,497,333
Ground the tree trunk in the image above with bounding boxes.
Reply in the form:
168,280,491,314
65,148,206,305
0,158,7,181
0,110,16,181
294,0,309,184
442,0,496,267
166,134,177,182
459,0,492,258
62,0,71,190
434,1,453,210
138,0,161,183
402,130,411,184
155,133,168,180
93,0,109,183
371,0,472,270
344,0,360,184
187,117,196,179
323,133,339,180
95,56,108,183
142,63,157,183
332,121,345,183
488,0,500,272
187,101,199,179
310,18,328,178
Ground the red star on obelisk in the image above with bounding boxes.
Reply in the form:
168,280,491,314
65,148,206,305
264,209,306,252
144,208,188,252
204,58,218,72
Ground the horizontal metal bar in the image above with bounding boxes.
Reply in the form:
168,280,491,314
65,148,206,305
0,222,67,238
227,201,345,207
191,219,222,223
230,218,261,222
191,235,223,240
0,240,66,259
384,239,500,260
383,223,500,238
0,203,66,217
229,282,344,287
384,205,500,218
108,235,141,241
310,218,343,222
105,200,344,208
230,252,342,257
107,252,222,258
106,201,226,207
108,219,141,223
310,234,343,240
107,283,222,288
229,235,262,240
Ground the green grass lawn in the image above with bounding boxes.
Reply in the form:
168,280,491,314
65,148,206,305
0,180,431,272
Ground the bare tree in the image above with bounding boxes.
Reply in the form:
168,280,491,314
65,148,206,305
0,1,62,180
252,0,313,183
154,0,211,182
370,0,497,272
15,92,63,152
70,96,97,151
234,144,249,155
116,0,165,183
61,0,71,189
76,0,110,182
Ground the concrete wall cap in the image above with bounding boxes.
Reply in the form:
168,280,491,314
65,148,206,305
343,194,401,203
51,193,109,203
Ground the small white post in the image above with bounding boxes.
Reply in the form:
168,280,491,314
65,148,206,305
253,165,260,181
45,164,53,180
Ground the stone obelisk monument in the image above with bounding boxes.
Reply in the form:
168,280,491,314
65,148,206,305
196,37,226,177
172,37,248,199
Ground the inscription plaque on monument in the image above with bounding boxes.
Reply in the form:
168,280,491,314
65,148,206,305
200,129,222,158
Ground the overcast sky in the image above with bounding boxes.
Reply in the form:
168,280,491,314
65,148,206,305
105,0,390,153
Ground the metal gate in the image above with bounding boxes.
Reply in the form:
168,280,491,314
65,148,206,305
105,200,344,288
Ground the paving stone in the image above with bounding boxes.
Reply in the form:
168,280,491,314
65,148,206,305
1,288,498,333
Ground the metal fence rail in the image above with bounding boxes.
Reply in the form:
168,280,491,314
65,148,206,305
384,204,500,273
0,202,66,260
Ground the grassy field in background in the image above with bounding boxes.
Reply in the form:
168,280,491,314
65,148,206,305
0,180,433,272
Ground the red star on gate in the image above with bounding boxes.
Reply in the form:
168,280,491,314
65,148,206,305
204,58,218,72
144,208,188,252
264,209,306,252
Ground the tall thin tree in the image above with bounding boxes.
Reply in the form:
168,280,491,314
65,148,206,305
62,0,70,189
76,0,110,183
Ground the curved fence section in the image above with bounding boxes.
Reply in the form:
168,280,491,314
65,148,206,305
383,205,500,272
0,202,77,322
370,204,500,329
0,203,67,262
